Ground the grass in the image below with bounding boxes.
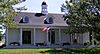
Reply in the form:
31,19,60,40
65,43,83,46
1,48,100,54
0,48,70,54
0,48,52,54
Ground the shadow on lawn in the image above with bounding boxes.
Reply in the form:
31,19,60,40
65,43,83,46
39,48,100,54
39,49,71,54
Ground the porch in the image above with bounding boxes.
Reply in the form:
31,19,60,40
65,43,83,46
6,27,89,48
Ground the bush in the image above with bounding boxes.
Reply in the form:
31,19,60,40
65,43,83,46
10,42,20,46
84,42,90,46
0,42,5,48
62,42,70,46
67,48,100,54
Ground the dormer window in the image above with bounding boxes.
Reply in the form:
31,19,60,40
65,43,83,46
49,17,53,24
44,17,53,24
19,16,29,23
23,16,29,23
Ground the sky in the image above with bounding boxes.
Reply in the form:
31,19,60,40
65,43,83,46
14,0,66,13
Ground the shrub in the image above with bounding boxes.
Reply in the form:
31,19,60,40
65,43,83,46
10,42,20,46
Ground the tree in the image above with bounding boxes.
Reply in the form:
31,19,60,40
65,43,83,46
0,31,2,41
61,0,100,46
0,0,26,28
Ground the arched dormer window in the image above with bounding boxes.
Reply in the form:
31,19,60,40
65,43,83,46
44,16,53,24
19,16,29,23
23,16,29,23
49,17,53,24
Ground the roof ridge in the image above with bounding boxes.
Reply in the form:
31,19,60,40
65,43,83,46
17,12,64,15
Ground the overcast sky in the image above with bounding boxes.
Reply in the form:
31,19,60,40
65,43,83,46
14,0,66,13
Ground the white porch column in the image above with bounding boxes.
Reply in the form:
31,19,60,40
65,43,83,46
20,28,22,45
70,34,73,45
34,28,36,45
70,34,72,45
59,28,61,44
47,30,51,46
6,27,8,46
82,34,83,45
47,30,48,43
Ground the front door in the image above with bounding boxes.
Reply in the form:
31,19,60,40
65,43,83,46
71,34,78,45
22,31,31,44
48,29,55,44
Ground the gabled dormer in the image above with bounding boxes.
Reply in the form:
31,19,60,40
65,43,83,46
44,16,54,24
19,16,29,23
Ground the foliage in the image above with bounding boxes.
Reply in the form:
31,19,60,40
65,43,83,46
94,32,100,41
67,48,100,54
0,0,26,28
0,31,2,41
62,0,100,33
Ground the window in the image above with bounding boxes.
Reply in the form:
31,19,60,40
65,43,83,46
19,16,29,23
23,16,29,23
0,27,2,29
44,17,53,24
49,17,53,24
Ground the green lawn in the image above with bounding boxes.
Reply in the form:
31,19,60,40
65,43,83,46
0,48,51,54
0,48,69,54
1,48,100,54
